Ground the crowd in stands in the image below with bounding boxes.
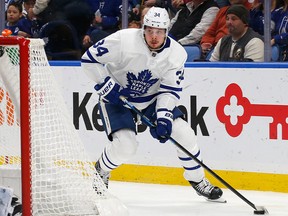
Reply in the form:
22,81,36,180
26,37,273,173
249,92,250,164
2,0,288,61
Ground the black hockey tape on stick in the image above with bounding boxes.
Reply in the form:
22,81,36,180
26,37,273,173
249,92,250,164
120,96,269,215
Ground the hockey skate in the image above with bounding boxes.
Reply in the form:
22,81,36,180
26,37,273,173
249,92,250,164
190,178,226,203
95,161,110,189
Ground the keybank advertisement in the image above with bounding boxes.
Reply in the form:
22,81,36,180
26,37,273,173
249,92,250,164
52,65,288,175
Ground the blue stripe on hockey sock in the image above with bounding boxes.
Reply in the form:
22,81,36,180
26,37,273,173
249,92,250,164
102,148,119,170
183,164,201,170
101,157,114,170
178,150,200,161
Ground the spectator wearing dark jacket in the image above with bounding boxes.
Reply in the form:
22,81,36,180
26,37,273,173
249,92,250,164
210,4,264,62
82,0,122,48
169,0,219,45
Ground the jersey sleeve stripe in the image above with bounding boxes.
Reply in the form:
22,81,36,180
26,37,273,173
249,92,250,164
81,50,100,63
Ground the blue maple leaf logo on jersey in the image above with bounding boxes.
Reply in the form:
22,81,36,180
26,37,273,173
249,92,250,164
125,70,158,96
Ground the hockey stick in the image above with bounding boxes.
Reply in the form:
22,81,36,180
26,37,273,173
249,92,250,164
120,96,268,215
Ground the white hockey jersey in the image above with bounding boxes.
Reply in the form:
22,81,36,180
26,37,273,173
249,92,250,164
81,28,187,111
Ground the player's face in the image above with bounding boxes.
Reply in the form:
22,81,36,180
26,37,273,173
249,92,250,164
144,26,166,50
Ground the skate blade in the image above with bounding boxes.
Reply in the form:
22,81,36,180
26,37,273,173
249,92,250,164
206,196,227,203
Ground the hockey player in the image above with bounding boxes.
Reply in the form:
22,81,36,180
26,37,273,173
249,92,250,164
81,6,223,201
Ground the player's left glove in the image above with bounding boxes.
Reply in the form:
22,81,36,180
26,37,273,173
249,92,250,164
150,110,173,143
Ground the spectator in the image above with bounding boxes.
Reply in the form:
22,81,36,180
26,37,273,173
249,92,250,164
140,5,152,24
127,8,141,28
128,20,141,28
129,0,141,16
4,0,22,11
171,0,191,9
127,3,142,28
22,0,34,16
84,0,100,15
122,5,150,29
215,0,230,8
210,4,264,61
200,0,247,59
169,0,219,45
17,0,41,38
249,0,282,36
4,2,23,36
27,0,93,39
143,0,177,17
271,0,288,61
82,0,122,49
215,0,254,8
94,0,122,34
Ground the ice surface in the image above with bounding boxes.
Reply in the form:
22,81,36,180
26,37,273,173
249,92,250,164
109,181,288,216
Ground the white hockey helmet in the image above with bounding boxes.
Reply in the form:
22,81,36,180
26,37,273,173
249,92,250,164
143,7,170,31
142,7,170,51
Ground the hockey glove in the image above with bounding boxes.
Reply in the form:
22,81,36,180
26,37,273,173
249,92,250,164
94,76,124,105
150,110,173,143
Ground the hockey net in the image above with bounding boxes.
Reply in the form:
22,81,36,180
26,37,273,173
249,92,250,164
0,37,128,216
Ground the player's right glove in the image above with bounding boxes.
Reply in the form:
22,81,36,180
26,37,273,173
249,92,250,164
150,110,173,143
94,76,125,105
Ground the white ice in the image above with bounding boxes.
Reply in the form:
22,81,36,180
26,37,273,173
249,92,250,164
109,181,288,216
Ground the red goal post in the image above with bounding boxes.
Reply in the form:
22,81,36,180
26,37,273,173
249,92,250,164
0,36,32,216
0,36,128,216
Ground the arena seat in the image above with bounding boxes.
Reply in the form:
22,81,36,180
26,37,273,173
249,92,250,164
271,45,280,62
183,45,201,62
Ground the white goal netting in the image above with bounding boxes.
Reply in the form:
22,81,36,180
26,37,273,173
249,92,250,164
0,37,128,216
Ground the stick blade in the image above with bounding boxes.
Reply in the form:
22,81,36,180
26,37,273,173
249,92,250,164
254,206,269,215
